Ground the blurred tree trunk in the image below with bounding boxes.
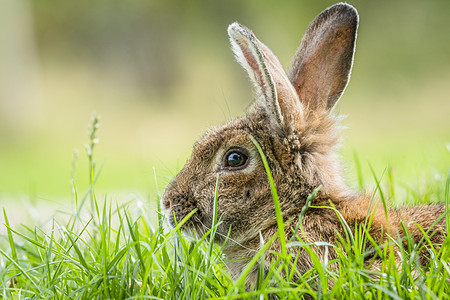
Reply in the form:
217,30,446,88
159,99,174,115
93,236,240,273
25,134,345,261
0,0,42,139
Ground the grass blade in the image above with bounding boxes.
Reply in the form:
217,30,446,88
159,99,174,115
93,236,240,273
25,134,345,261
250,135,286,258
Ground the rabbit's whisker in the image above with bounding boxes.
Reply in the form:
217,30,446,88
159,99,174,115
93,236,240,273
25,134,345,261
194,216,257,253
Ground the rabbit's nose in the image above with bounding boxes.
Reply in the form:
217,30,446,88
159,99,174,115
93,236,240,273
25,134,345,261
161,196,172,210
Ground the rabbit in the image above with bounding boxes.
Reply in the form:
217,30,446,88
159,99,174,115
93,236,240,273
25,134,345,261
161,3,447,289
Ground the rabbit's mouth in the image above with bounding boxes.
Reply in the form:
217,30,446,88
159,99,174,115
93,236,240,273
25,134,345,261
166,202,203,232
167,209,208,238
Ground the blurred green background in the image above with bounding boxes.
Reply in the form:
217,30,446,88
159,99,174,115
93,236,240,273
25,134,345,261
0,0,449,210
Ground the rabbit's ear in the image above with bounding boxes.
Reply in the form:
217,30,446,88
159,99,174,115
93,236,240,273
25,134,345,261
288,3,358,111
228,23,302,129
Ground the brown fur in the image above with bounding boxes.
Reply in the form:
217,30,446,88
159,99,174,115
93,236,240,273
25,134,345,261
161,3,447,289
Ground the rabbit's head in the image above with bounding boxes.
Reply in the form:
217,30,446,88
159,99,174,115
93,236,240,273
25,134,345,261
162,3,358,245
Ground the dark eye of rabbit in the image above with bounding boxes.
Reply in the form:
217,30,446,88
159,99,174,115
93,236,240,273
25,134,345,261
224,149,248,169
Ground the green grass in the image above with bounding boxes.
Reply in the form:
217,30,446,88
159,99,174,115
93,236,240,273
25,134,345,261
1,117,449,299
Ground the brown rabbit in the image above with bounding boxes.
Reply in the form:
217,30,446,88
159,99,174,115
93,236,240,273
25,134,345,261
161,3,447,288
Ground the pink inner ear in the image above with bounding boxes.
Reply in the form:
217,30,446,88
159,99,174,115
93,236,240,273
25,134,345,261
235,36,269,98
293,24,355,109
230,24,303,127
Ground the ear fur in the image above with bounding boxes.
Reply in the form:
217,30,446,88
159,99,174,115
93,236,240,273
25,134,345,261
288,3,358,110
228,23,302,130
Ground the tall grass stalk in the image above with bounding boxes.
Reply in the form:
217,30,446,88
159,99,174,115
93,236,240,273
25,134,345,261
250,135,286,258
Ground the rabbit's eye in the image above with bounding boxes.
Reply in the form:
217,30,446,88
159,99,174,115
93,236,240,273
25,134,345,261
224,149,249,169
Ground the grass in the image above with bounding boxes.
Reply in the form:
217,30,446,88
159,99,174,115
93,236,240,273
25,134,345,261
1,117,449,299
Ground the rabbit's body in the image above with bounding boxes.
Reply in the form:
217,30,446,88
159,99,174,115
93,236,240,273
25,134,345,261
224,194,446,284
162,3,447,288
